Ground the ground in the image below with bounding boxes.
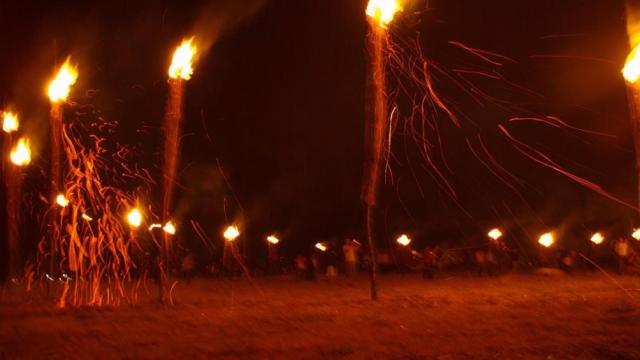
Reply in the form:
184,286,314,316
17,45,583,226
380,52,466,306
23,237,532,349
1,273,639,359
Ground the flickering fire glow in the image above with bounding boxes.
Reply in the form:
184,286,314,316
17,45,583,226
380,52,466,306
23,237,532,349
366,0,401,28
267,235,280,245
632,228,640,241
55,194,69,208
168,38,197,80
48,58,78,103
81,213,93,221
224,225,240,242
2,111,19,133
623,44,640,83
590,232,604,245
488,228,503,240
148,224,162,230
315,242,327,252
126,208,143,228
163,221,176,235
10,137,31,166
538,232,555,248
396,234,411,246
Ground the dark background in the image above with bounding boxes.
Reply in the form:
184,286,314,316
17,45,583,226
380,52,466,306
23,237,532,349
0,0,636,269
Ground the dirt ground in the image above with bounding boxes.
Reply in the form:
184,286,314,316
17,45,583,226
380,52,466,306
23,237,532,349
1,273,639,359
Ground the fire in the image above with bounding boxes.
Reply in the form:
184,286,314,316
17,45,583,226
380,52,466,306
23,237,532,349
48,58,78,103
126,208,143,228
315,242,327,252
488,228,503,240
2,112,19,133
267,235,280,245
10,137,31,166
148,223,162,230
538,232,555,248
82,213,93,221
168,38,197,80
366,0,401,28
396,234,411,247
623,44,640,83
590,232,604,245
224,225,240,242
163,221,177,235
55,194,69,208
632,228,640,241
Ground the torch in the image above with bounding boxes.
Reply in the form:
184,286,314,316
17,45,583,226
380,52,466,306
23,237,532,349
6,135,31,278
362,0,401,300
163,38,197,266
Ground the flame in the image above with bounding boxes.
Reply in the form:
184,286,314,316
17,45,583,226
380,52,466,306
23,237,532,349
224,225,240,241
56,194,69,208
2,112,19,133
623,44,640,83
366,0,401,28
488,228,503,240
315,242,327,252
267,235,280,245
396,234,411,246
590,232,604,245
163,221,176,235
48,58,78,103
632,228,640,241
10,137,31,166
168,38,197,80
126,208,142,228
538,232,554,248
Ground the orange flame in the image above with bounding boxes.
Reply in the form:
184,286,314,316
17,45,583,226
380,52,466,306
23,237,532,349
488,228,503,240
623,44,640,83
590,232,604,245
267,235,280,245
2,111,19,133
10,137,31,166
538,232,554,248
632,228,640,241
396,234,411,246
126,208,142,228
56,194,69,208
168,38,197,80
48,57,78,103
315,242,327,252
366,0,401,28
224,225,240,241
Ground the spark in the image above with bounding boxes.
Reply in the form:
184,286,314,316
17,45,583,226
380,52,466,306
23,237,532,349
590,232,604,245
148,223,162,230
55,194,69,208
632,228,640,241
267,235,280,245
538,232,555,248
315,242,327,252
126,208,143,228
488,228,503,240
48,57,78,103
396,234,411,246
223,225,240,242
623,44,640,83
366,0,401,28
163,221,176,235
81,213,93,221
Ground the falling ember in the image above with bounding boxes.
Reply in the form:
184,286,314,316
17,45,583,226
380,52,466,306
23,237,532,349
315,242,327,252
223,225,240,242
396,234,411,247
366,0,401,28
632,228,640,241
538,233,555,248
10,137,31,166
55,194,69,208
148,223,162,231
267,235,280,245
2,112,19,133
48,58,78,103
126,208,143,228
163,221,177,235
488,228,503,240
81,213,93,221
590,232,604,245
168,38,197,81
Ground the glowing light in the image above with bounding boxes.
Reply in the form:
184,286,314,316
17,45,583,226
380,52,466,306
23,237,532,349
488,228,503,240
48,58,78,103
590,232,604,245
315,242,327,252
163,221,176,235
632,228,640,241
267,235,280,245
82,213,93,221
2,112,18,133
538,232,555,248
623,44,640,83
366,0,401,28
224,225,240,242
168,38,197,80
396,234,411,247
126,208,142,228
10,137,31,166
148,223,162,231
55,194,69,208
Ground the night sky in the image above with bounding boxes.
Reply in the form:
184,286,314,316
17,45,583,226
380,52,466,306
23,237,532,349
0,0,636,260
